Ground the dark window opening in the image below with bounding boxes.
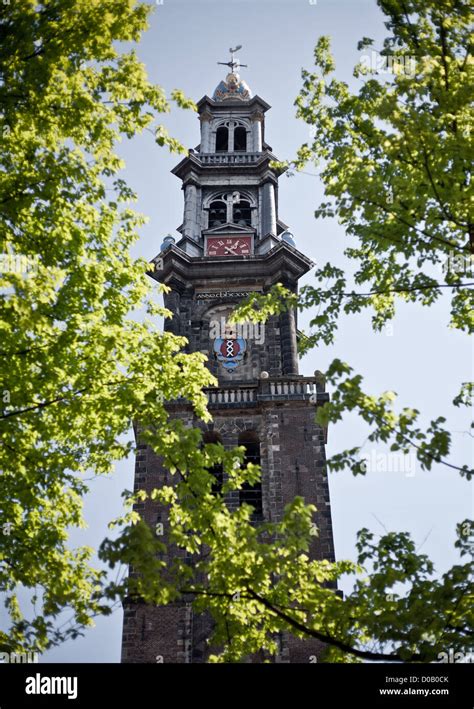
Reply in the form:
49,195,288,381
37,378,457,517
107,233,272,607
209,200,227,228
238,431,263,520
210,464,223,495
216,126,229,152
233,200,252,227
234,126,247,152
203,432,223,495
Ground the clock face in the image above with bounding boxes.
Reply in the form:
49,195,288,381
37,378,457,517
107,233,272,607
206,236,252,257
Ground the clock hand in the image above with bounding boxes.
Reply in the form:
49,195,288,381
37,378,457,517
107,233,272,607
224,247,238,255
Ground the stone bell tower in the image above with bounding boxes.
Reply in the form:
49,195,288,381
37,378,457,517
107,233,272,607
121,51,336,663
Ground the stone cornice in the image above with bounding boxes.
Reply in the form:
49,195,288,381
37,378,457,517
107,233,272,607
149,242,313,291
172,150,286,182
196,94,271,114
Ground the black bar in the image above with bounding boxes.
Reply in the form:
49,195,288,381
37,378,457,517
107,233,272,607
0,663,471,707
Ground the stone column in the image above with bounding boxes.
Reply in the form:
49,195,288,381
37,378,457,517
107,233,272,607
279,305,299,375
199,112,212,153
163,290,180,335
252,112,263,152
261,181,277,236
183,183,199,240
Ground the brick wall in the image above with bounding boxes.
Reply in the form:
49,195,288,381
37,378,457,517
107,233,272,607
122,398,335,663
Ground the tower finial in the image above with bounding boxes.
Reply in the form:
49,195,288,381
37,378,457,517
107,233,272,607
217,45,248,74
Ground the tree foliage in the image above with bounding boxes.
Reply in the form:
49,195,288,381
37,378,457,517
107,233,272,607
0,0,212,652
226,0,473,659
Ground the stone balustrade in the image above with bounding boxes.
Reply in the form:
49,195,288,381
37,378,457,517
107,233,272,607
168,377,327,409
203,377,328,408
199,152,260,166
206,387,256,405
267,380,316,397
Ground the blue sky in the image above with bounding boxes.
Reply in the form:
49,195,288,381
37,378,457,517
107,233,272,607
39,0,472,661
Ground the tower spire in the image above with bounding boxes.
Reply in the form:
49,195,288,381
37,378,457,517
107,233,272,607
122,61,336,665
217,45,248,74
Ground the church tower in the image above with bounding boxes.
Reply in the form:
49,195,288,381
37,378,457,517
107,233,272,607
121,52,336,663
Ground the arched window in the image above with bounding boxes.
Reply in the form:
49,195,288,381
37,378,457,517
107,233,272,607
233,199,252,227
238,431,263,519
215,126,229,152
202,432,223,495
234,126,247,152
209,200,227,228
